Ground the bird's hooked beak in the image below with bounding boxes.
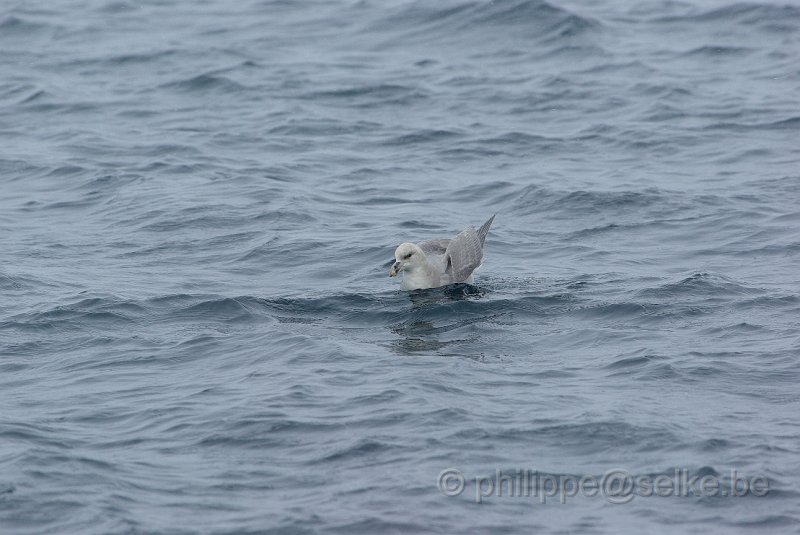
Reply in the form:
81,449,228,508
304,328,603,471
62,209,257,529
389,261,402,277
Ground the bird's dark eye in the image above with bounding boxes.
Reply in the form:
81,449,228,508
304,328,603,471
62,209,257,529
404,252,412,259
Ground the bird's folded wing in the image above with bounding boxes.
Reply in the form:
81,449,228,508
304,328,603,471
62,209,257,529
443,226,483,281
418,238,450,256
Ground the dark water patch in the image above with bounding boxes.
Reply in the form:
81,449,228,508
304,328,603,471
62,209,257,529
369,0,601,47
267,118,382,137
397,219,444,230
236,238,336,269
446,179,526,206
254,293,401,327
703,116,800,132
17,100,103,115
302,83,428,108
724,515,800,528
0,422,84,450
345,389,406,406
737,294,799,311
605,352,668,372
330,518,434,535
733,241,800,257
408,283,487,302
42,164,89,178
0,158,44,179
315,438,396,464
0,86,48,106
699,438,734,452
62,49,181,72
684,363,729,380
175,297,259,323
568,223,624,238
2,297,146,333
484,131,560,146
699,322,767,336
636,273,762,300
630,82,692,99
510,185,680,218
435,146,506,160
0,483,15,498
570,301,651,321
333,166,392,183
139,210,245,232
161,74,248,94
390,314,493,339
681,45,755,58
252,208,318,226
574,59,653,76
96,1,142,14
0,272,41,293
491,421,678,454
383,129,463,146
714,147,774,165
710,3,800,31
508,184,560,214
106,49,179,65
0,15,54,36
652,3,800,25
563,188,667,212
465,132,564,156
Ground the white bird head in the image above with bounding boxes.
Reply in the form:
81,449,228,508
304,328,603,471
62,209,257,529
389,242,425,277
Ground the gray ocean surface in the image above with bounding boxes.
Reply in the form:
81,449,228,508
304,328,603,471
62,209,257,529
2,0,799,533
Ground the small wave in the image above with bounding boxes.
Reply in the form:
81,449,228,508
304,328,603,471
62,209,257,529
3,297,144,331
703,116,800,132
637,272,763,300
567,223,624,238
315,438,395,464
653,3,800,26
267,118,382,136
488,421,677,453
197,417,342,449
16,88,48,105
96,1,140,13
309,83,417,99
177,297,256,321
448,180,519,204
604,352,667,371
681,45,754,57
630,83,692,99
0,272,40,292
575,60,653,75
138,204,244,232
160,73,248,94
552,188,667,214
366,0,600,47
383,128,463,146
512,185,669,216
302,83,428,108
0,15,53,35
467,132,562,155
706,3,800,27
570,301,650,321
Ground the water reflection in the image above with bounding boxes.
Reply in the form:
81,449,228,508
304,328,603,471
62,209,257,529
388,283,491,358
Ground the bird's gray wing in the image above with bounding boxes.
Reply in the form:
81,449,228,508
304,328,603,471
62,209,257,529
477,214,495,247
418,239,450,256
443,226,484,282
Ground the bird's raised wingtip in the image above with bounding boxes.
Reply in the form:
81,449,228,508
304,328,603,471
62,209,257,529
477,214,495,246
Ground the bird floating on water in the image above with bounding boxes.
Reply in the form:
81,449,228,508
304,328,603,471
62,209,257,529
389,215,495,290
